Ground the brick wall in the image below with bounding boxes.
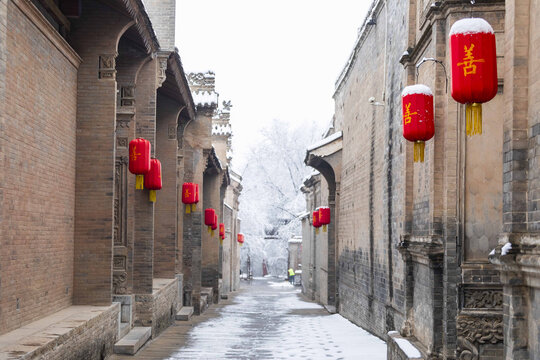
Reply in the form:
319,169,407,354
155,92,180,279
0,0,79,334
70,0,133,305
142,0,176,51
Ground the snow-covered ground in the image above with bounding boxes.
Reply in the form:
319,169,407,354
168,278,386,360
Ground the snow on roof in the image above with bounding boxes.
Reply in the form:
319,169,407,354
307,131,343,152
302,170,320,184
450,18,494,36
501,242,512,256
394,338,422,358
192,90,218,107
230,172,242,184
297,211,310,219
402,84,433,97
288,236,302,244
212,123,232,136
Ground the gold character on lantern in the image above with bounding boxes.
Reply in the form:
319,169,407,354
130,146,140,162
457,44,485,77
403,103,417,125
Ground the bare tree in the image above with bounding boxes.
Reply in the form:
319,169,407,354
239,119,319,277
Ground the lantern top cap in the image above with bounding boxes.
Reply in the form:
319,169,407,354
402,84,433,97
319,206,330,210
450,18,494,36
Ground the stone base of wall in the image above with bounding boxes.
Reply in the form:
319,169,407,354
134,278,180,338
387,331,425,360
0,304,120,360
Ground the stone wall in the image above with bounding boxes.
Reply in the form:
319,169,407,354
0,0,80,335
135,278,180,338
28,304,120,360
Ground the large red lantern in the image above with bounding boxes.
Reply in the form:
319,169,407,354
313,210,321,234
319,206,331,232
450,18,497,136
129,138,151,189
402,85,435,163
182,183,199,214
205,208,215,234
144,158,162,202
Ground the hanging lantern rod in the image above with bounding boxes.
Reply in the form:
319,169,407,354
415,57,448,93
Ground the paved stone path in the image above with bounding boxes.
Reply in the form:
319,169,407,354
112,278,386,359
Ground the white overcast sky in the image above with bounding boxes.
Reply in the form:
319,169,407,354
175,1,371,171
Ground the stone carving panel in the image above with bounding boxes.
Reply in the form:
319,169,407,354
120,86,135,106
113,157,128,246
457,315,503,360
113,271,128,295
99,54,116,79
463,289,503,309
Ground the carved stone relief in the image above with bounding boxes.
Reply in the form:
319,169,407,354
457,316,503,360
463,289,503,309
168,124,177,140
113,271,128,295
114,256,126,270
99,54,116,79
113,156,128,246
157,57,168,87
116,137,128,148
120,86,135,106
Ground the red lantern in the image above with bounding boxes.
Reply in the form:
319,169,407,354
182,183,199,214
319,206,330,232
237,233,244,246
313,210,321,234
144,158,162,202
129,138,151,189
402,85,435,162
219,223,225,244
450,18,497,136
212,214,218,237
205,208,215,234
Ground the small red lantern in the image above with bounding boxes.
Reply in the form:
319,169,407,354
219,223,225,244
450,18,497,136
313,210,321,234
211,214,218,237
144,158,162,202
129,138,151,189
237,233,244,246
182,183,199,214
205,208,215,234
319,206,330,232
402,85,435,162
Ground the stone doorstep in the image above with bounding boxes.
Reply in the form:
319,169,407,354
113,327,152,355
0,304,118,360
175,306,194,321
324,305,337,314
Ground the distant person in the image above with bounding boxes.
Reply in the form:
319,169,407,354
288,268,295,284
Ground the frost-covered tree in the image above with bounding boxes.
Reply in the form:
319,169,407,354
239,119,319,277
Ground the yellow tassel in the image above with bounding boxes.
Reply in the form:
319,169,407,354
315,228,319,235
185,205,191,214
466,103,482,136
208,227,211,234
192,204,196,212
149,190,156,202
220,239,223,246
136,175,144,190
323,225,327,232
211,229,215,237
413,141,425,163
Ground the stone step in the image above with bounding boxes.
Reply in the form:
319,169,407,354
175,306,194,321
113,327,151,355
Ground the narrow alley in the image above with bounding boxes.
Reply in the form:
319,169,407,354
111,278,387,360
